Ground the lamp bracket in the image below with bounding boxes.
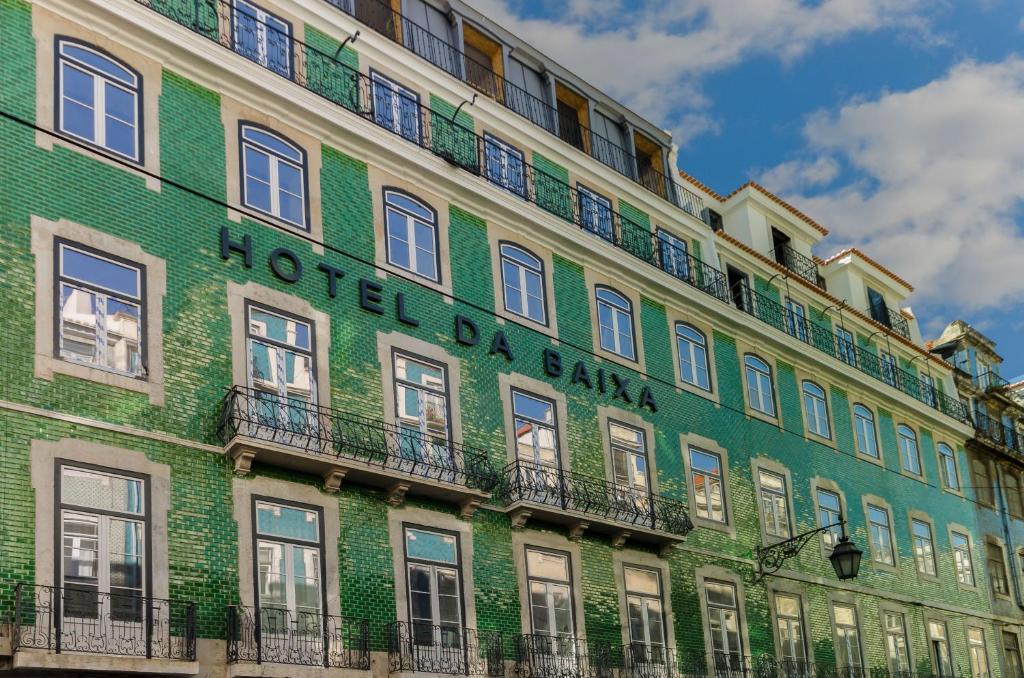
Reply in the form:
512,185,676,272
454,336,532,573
754,521,845,582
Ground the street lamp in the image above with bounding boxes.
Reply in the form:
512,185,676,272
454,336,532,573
755,519,862,582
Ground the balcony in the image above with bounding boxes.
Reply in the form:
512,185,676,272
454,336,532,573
977,370,1010,392
867,303,911,341
974,413,1022,455
770,243,819,286
387,621,503,676
514,634,616,678
12,584,196,673
218,386,499,513
315,0,706,218
226,605,370,670
498,460,693,554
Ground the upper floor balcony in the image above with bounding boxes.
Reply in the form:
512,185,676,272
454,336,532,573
12,583,197,673
387,621,503,676
866,301,911,341
226,604,370,669
770,243,819,286
976,370,1011,392
218,386,499,512
974,412,1022,455
498,460,693,554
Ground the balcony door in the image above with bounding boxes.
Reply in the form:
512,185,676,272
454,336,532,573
59,465,148,650
609,422,652,524
246,303,316,440
513,390,562,505
625,567,667,672
405,527,465,672
526,548,577,672
232,0,292,78
254,500,324,657
394,352,452,475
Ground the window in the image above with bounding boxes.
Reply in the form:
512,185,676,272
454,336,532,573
60,465,146,622
513,390,560,503
610,422,652,516
624,567,666,661
832,604,863,670
773,594,807,664
758,470,791,539
675,324,710,391
385,190,440,282
371,72,420,142
704,581,744,670
972,458,995,505
254,500,323,632
817,489,843,548
247,304,316,433
880,350,898,387
953,532,976,586
1006,472,1024,517
801,381,830,439
867,287,889,325
405,526,464,658
853,405,879,458
500,244,546,324
988,542,1009,597
56,241,144,377
657,229,690,282
912,519,937,576
836,327,856,366
897,425,922,476
57,40,141,162
526,548,574,639
240,124,307,228
578,185,613,241
867,504,895,566
884,612,911,675
929,621,953,677
785,298,807,342
1002,632,1022,678
969,628,991,678
744,355,776,417
689,448,726,524
232,0,292,77
596,287,636,361
484,134,526,197
922,373,937,407
937,443,960,491
394,352,453,474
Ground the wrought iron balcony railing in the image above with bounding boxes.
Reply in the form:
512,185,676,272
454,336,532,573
515,634,616,678
974,413,1022,454
387,621,503,676
733,284,971,426
865,303,911,341
500,460,694,538
218,386,501,492
139,0,969,427
12,583,196,661
317,0,706,219
226,605,370,668
770,244,819,286
976,371,1010,392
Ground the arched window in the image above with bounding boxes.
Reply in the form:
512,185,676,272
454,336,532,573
675,323,710,391
57,39,142,162
853,404,879,458
499,243,546,324
936,442,959,491
240,123,307,228
802,381,831,439
384,190,439,281
897,424,921,476
744,355,775,417
596,287,635,360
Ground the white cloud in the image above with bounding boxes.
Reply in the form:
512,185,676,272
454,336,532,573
759,58,1024,313
467,0,931,141
758,156,840,194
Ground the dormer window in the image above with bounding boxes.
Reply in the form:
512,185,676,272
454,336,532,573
867,287,890,327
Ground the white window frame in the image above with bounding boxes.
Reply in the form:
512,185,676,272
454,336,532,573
883,611,912,675
953,531,976,587
912,519,937,576
596,287,636,361
253,499,324,624
499,243,547,325
816,488,843,549
384,189,441,282
676,323,711,392
757,469,791,540
897,424,922,476
232,0,293,77
832,603,863,670
689,448,727,525
744,354,776,417
853,404,879,458
937,443,960,491
867,504,895,566
240,124,307,228
801,381,831,439
773,593,807,664
370,71,421,142
484,133,526,197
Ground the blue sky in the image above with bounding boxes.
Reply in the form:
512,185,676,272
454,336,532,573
474,0,1024,378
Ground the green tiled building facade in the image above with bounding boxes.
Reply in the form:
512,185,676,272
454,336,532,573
1,0,1022,677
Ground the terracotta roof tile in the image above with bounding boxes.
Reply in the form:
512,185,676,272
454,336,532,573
722,181,830,236
677,169,724,202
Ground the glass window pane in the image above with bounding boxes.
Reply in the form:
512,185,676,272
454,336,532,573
255,501,319,542
527,549,569,582
61,467,144,514
624,567,659,596
62,246,140,297
405,528,458,564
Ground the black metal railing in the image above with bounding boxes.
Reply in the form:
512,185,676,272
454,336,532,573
140,0,969,426
975,413,1022,454
226,605,370,668
619,650,952,678
313,0,706,218
12,584,196,661
977,371,1010,391
515,634,616,678
730,283,971,425
388,621,503,676
866,303,911,341
770,244,819,286
218,386,501,491
500,460,694,537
